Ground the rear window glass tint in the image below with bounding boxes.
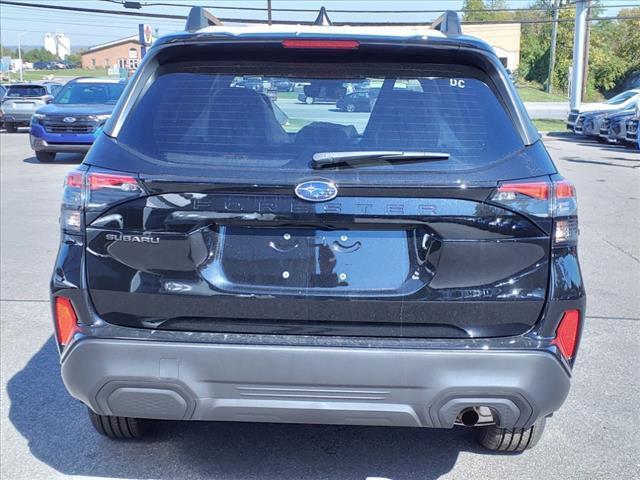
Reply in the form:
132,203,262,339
118,63,524,173
7,85,47,97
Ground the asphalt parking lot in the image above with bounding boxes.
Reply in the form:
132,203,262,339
0,130,638,480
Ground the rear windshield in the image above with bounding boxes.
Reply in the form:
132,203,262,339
54,82,126,104
6,85,47,97
118,62,524,173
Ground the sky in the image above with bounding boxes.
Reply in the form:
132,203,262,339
1,0,639,48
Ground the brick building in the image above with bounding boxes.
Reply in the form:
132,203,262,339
81,36,147,71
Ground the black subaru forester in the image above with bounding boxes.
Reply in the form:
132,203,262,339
51,9,585,451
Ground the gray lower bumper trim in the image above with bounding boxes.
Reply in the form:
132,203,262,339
61,338,570,429
30,137,91,153
3,114,33,123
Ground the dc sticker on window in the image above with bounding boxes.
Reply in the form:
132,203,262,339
450,79,466,89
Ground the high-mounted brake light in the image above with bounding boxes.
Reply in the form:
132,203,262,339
54,296,79,346
552,310,581,360
282,39,360,50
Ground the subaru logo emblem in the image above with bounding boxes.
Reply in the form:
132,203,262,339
63,117,76,123
294,180,338,202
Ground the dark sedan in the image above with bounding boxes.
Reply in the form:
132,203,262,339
336,89,380,112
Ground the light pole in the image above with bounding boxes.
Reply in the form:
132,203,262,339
570,0,589,110
17,32,28,82
546,0,559,94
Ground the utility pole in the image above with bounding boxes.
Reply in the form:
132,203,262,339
17,32,27,82
546,0,559,93
581,0,591,102
267,0,272,25
570,0,589,110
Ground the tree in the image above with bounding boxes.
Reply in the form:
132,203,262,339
516,0,638,97
462,0,490,21
65,52,82,65
462,0,514,21
0,44,15,57
23,48,58,63
466,0,636,96
612,8,640,88
514,1,554,82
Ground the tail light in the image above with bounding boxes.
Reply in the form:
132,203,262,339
61,169,143,234
552,309,581,360
54,296,79,346
490,178,578,245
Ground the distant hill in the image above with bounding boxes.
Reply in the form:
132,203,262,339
2,45,91,53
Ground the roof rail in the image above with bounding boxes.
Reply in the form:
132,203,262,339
313,6,332,26
185,6,223,32
431,10,462,36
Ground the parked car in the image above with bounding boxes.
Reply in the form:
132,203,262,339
0,82,62,132
0,84,7,128
269,78,295,92
234,76,264,92
567,88,640,130
625,116,639,148
336,88,380,112
32,61,57,70
52,8,584,452
29,78,127,162
298,80,348,104
599,108,636,144
574,110,607,138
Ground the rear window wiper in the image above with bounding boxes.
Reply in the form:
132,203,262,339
311,151,450,169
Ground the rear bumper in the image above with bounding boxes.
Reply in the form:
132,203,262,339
2,112,33,124
61,337,571,429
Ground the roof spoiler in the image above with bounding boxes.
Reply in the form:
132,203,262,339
431,10,462,36
185,6,223,32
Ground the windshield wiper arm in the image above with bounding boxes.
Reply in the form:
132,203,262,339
311,151,450,169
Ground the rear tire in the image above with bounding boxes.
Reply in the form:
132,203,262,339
35,151,56,163
5,123,18,133
305,96,314,104
88,408,152,440
346,103,356,112
475,416,547,452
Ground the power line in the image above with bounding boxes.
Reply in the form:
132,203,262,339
1,0,639,27
0,28,131,39
0,0,186,20
466,14,640,24
0,5,183,26
0,15,181,30
97,0,640,14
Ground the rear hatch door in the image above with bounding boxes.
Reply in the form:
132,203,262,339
84,48,555,338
